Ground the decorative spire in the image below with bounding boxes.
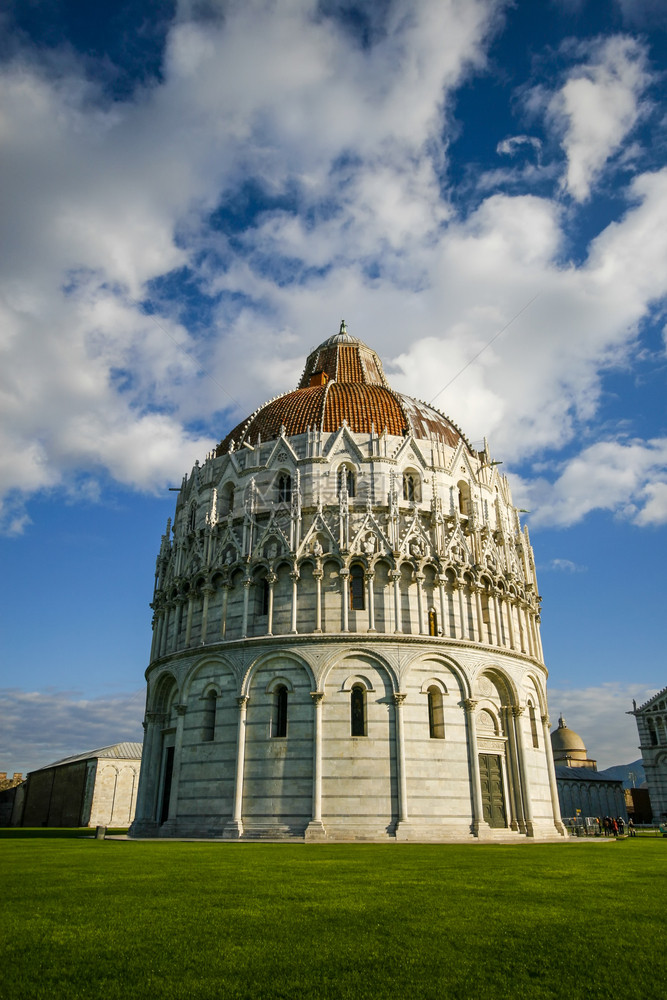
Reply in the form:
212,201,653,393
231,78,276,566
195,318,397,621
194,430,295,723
339,319,347,336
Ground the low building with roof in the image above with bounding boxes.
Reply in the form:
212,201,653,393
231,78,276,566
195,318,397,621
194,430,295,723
550,716,626,826
18,743,142,828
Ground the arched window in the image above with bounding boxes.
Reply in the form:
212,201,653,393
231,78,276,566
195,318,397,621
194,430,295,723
220,483,235,515
189,503,197,532
277,474,292,503
349,564,365,611
457,480,471,516
257,578,270,616
273,685,288,738
428,608,438,636
528,701,539,748
403,473,416,501
351,685,366,736
338,466,356,498
202,691,217,742
427,686,445,739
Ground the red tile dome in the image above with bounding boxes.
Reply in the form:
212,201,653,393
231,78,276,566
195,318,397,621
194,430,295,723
216,322,471,455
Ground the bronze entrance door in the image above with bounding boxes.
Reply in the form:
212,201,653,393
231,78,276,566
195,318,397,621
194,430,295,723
479,753,507,828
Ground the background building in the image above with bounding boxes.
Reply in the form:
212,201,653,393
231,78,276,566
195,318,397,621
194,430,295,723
551,716,626,824
629,687,667,822
131,322,565,842
0,772,24,826
17,743,142,828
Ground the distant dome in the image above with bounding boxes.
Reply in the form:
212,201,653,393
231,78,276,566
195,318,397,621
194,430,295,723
551,715,587,753
216,321,471,455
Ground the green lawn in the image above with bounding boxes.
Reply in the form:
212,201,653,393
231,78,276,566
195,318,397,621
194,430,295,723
1,832,664,1000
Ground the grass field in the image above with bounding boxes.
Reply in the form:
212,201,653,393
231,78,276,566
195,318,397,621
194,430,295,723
1,831,665,1000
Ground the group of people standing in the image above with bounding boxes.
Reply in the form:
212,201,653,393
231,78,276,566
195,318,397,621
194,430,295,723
598,816,635,836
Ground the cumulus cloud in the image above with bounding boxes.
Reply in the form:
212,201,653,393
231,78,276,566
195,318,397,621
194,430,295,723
0,0,500,532
548,682,656,769
0,688,145,775
513,437,667,527
546,35,651,201
0,3,666,536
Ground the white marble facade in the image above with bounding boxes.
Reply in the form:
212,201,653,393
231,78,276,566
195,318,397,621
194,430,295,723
630,687,667,823
130,324,565,841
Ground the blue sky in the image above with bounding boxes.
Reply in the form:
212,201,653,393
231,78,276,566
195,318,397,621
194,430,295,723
2,0,666,774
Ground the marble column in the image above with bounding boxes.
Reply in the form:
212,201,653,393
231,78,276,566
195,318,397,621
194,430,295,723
473,585,484,643
290,571,299,633
163,703,187,828
149,610,158,661
314,567,323,633
224,695,249,838
415,572,425,634
184,595,195,647
220,583,230,640
456,582,466,640
266,572,276,635
464,699,485,835
241,579,252,638
394,693,409,826
366,570,376,632
523,607,534,657
200,586,214,645
535,616,544,662
513,706,534,836
492,593,502,647
504,706,524,832
340,568,350,632
131,712,164,831
437,576,447,637
506,597,516,650
391,570,402,634
305,692,326,840
542,713,565,835
174,598,184,650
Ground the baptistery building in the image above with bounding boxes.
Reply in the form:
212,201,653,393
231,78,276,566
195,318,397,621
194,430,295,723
130,322,565,841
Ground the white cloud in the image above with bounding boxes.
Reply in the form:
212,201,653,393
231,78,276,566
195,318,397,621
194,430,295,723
513,437,667,527
546,35,651,201
0,4,666,539
548,682,656,770
496,134,542,159
0,688,145,775
0,0,501,532
547,558,587,572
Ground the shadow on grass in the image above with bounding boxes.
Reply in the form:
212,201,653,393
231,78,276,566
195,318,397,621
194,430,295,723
0,827,128,839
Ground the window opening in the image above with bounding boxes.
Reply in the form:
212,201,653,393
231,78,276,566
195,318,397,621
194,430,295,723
258,578,270,616
221,484,235,515
189,504,197,532
528,702,539,748
278,474,292,503
338,467,356,497
274,685,288,738
427,687,445,739
202,691,217,742
351,685,366,736
458,480,470,516
349,564,365,610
